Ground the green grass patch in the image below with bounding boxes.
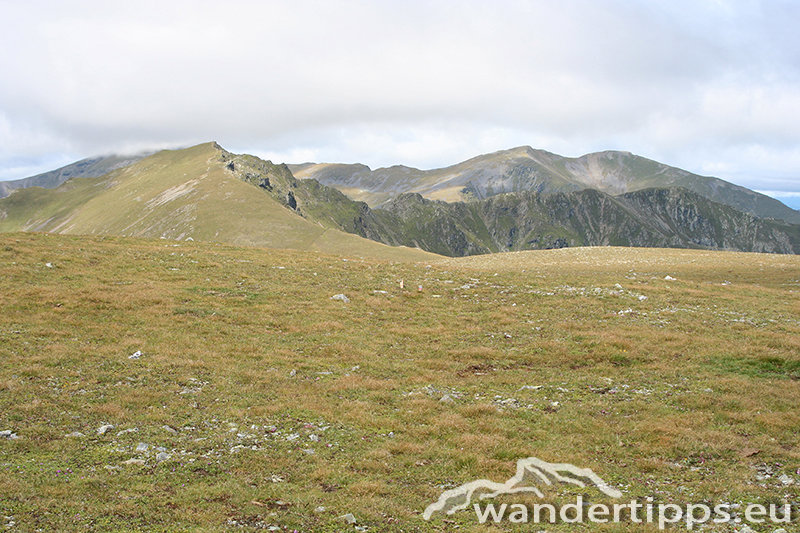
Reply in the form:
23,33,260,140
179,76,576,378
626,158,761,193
707,355,800,380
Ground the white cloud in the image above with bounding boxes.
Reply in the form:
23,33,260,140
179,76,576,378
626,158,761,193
1,0,799,196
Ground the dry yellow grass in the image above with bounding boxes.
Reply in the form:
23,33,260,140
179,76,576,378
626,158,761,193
0,233,799,531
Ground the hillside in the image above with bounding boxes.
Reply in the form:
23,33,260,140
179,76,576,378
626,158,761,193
3,142,798,258
362,188,800,256
0,152,151,199
1,233,799,531
0,143,437,262
291,147,800,224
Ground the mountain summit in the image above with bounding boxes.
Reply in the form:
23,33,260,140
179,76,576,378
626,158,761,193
2,143,799,256
291,147,800,225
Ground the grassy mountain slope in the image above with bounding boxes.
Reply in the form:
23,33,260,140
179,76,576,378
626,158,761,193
1,232,799,531
294,147,800,224
221,153,403,246
3,142,797,259
0,153,150,199
0,143,437,262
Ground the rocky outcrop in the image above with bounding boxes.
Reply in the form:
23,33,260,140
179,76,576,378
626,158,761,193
369,187,800,256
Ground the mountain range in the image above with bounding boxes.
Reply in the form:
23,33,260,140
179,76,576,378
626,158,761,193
0,152,152,199
1,142,799,256
290,146,800,224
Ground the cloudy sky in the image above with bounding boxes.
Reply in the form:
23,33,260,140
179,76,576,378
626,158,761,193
1,0,799,207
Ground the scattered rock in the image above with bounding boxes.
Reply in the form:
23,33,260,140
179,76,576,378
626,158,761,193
0,430,19,440
309,434,320,442
439,394,455,404
330,294,350,303
122,458,146,466
664,275,676,281
314,506,326,513
289,369,297,377
778,473,794,485
135,443,149,453
97,424,114,436
65,431,85,438
128,350,143,360
773,529,788,533
162,425,178,434
155,451,171,462
45,263,53,268
340,513,357,524
740,448,760,458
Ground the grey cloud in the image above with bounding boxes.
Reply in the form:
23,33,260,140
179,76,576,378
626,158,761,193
0,0,799,194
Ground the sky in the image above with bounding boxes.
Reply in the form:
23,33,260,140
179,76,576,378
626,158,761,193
1,0,800,208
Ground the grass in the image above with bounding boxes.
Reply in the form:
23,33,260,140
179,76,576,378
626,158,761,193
0,143,439,264
1,233,800,531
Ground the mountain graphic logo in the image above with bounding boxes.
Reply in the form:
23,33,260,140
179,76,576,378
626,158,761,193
423,456,622,520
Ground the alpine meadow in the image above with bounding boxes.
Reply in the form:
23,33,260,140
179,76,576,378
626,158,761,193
1,143,800,532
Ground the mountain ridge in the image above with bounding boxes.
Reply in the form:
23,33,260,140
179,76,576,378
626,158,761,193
290,146,800,225
2,142,799,257
0,143,439,261
0,152,153,199
366,187,800,256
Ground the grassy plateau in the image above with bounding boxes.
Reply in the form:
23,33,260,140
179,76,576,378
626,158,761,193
1,232,799,532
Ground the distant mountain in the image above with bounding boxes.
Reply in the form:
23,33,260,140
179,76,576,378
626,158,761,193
290,147,800,225
0,143,437,261
0,153,152,199
2,142,798,257
364,188,800,256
